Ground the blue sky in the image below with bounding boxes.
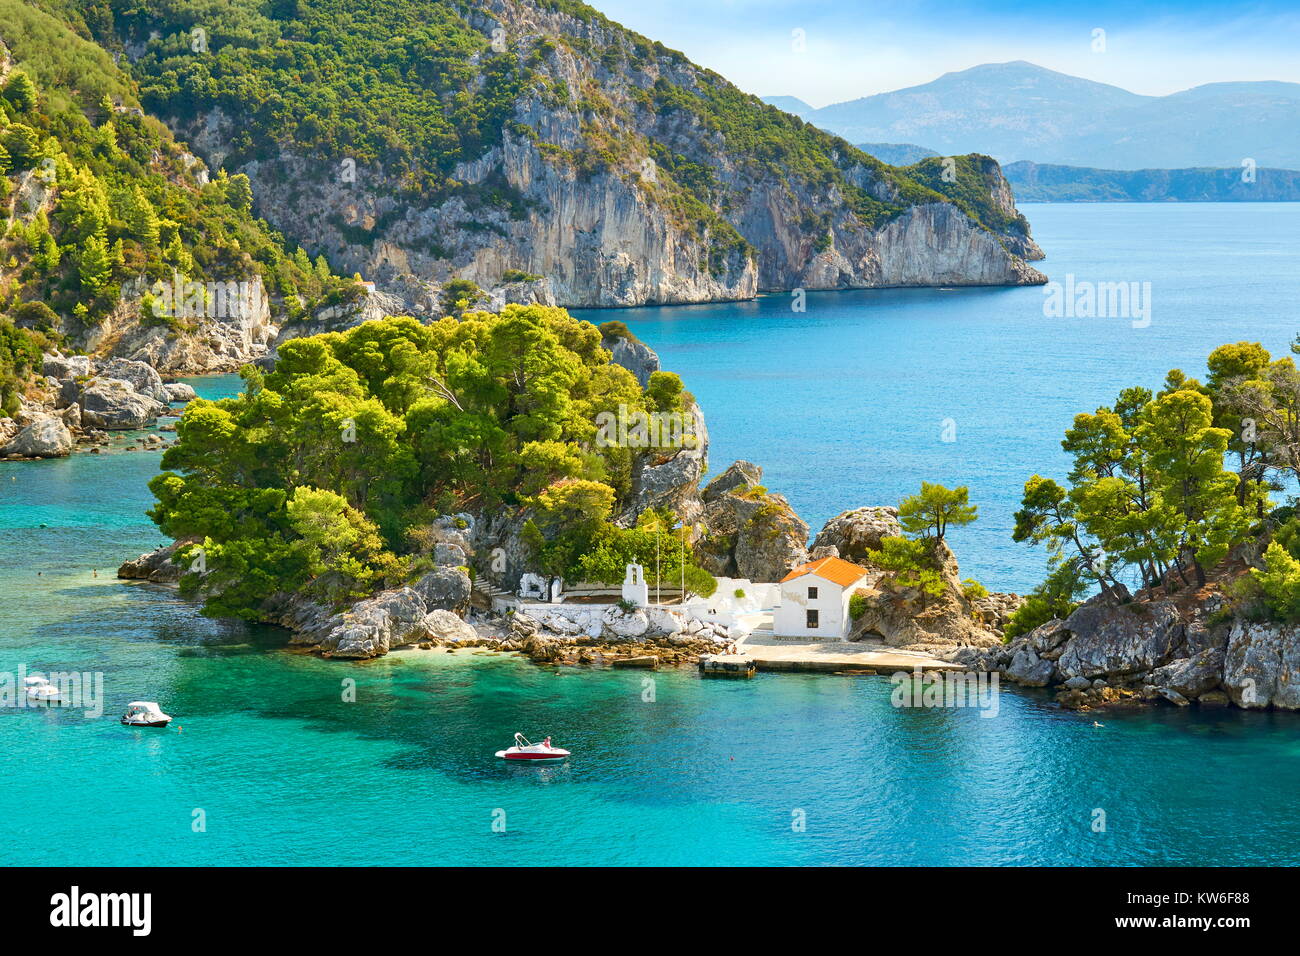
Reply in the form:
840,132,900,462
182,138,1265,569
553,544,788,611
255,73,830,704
587,0,1300,105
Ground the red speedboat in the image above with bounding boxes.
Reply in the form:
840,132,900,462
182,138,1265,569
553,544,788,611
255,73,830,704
496,733,570,763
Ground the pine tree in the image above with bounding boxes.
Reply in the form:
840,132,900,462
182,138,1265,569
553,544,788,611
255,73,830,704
2,70,39,114
78,233,113,296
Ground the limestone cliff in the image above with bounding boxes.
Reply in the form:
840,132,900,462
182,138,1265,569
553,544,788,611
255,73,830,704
116,0,1046,310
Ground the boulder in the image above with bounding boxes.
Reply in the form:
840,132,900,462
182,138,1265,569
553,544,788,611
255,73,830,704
117,541,189,583
734,492,809,582
601,333,660,388
849,539,1000,648
411,566,471,615
421,609,477,643
57,404,81,429
1055,601,1184,680
164,382,198,402
701,460,763,502
1149,648,1225,699
696,483,808,582
1223,621,1300,709
434,542,467,567
42,353,91,380
81,378,167,430
1006,645,1056,686
0,417,17,447
602,607,649,639
1,414,72,458
812,507,902,564
620,401,708,525
318,587,428,658
95,358,168,401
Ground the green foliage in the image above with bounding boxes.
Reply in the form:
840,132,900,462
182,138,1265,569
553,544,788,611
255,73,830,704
0,19,351,331
598,320,639,344
962,578,988,601
1003,559,1088,640
866,535,946,604
0,318,44,416
102,0,529,199
438,278,483,318
897,481,978,540
848,591,868,621
150,309,701,616
1014,347,1266,602
2,69,39,113
1243,542,1300,623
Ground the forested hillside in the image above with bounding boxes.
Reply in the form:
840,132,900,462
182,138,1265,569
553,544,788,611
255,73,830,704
0,0,360,401
64,0,1044,307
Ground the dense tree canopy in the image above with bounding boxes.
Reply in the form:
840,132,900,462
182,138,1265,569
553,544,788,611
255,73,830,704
0,14,354,344
1011,343,1284,633
151,307,714,617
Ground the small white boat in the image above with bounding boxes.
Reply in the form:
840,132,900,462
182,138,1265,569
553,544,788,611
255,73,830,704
121,701,172,728
25,676,61,703
496,732,570,763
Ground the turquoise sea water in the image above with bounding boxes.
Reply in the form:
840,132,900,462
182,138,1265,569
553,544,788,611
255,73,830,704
578,203,1300,593
4,205,1300,866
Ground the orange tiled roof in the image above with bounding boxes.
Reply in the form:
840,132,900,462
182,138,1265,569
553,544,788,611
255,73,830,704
780,556,870,588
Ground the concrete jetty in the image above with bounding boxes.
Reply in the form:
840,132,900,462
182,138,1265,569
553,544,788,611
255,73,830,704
700,634,964,676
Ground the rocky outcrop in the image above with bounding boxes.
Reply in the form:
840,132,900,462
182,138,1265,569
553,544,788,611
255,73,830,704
1054,601,1184,680
1,414,73,458
962,590,1300,711
619,400,709,526
849,538,1002,648
601,332,660,388
94,358,168,402
694,461,808,582
86,276,279,374
701,461,763,502
812,507,902,564
118,541,189,583
164,382,198,403
410,566,472,616
1222,621,1300,709
80,378,168,430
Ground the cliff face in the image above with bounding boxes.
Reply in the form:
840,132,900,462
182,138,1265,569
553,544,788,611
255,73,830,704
126,0,1045,309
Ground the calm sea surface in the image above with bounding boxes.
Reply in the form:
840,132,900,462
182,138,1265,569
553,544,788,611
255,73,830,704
3,204,1300,866
578,202,1300,592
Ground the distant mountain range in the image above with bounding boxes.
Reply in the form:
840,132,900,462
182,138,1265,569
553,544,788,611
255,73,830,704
765,61,1300,170
1004,162,1300,202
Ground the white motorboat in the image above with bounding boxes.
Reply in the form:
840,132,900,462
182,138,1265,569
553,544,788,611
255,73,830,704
121,701,172,728
496,732,570,763
25,675,60,703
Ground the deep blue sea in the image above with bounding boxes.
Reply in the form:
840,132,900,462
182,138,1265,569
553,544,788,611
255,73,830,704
4,204,1300,866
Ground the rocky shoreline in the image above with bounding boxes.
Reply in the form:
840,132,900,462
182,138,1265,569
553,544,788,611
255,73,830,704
2,354,195,460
